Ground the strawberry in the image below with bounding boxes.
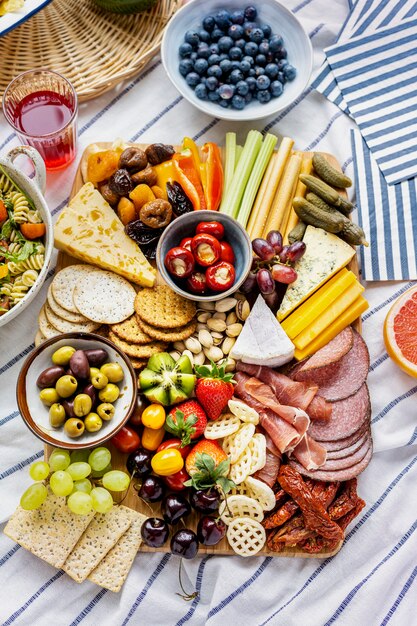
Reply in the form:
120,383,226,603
165,400,207,446
184,439,235,494
195,361,234,421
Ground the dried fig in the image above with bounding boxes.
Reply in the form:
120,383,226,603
145,143,175,165
140,199,172,229
131,165,157,187
119,147,148,172
99,183,119,206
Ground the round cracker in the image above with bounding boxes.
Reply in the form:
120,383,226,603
136,315,197,342
73,270,136,324
34,329,46,347
135,286,196,329
108,331,167,358
38,307,61,339
131,359,148,371
111,315,153,345
44,301,100,334
47,285,89,324
51,265,94,313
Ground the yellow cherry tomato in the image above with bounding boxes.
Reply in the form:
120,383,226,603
151,448,184,476
141,426,165,451
141,404,166,430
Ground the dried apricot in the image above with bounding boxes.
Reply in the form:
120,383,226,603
87,150,119,184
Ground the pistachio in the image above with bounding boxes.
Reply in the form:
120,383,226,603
184,337,202,354
198,329,213,348
169,350,181,362
226,311,238,325
197,322,208,332
210,331,224,346
212,311,226,321
197,311,211,323
182,349,194,366
173,340,186,352
236,299,250,321
226,323,243,338
203,346,224,362
193,351,206,366
225,357,236,373
235,292,246,301
215,297,238,313
222,336,236,355
200,301,216,311
207,318,227,332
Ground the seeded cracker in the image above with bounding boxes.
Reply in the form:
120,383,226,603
73,269,136,324
38,306,60,339
136,315,197,342
111,315,153,344
108,331,167,358
4,495,95,568
135,285,196,329
34,329,46,347
51,265,94,313
130,358,148,370
47,285,89,324
44,301,100,334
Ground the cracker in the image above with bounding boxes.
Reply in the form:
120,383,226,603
63,506,132,583
135,286,196,329
111,315,153,345
47,285,89,323
34,329,46,347
44,301,100,334
226,517,266,557
219,495,264,525
51,265,94,313
38,306,61,340
131,358,148,370
245,477,276,512
136,315,197,342
222,423,256,463
247,434,267,476
4,495,95,568
229,447,252,485
73,269,136,324
204,412,241,440
93,325,109,338
228,399,259,425
109,331,167,358
88,511,146,593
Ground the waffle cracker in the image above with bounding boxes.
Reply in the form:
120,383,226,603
222,423,256,463
228,399,259,425
227,517,266,557
111,315,153,345
229,446,253,485
136,315,197,342
248,434,267,476
109,331,167,358
135,285,196,329
245,477,276,511
219,495,264,525
204,412,241,440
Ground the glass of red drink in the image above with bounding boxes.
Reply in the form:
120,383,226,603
2,69,78,171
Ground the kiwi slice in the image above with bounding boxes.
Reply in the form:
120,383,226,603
175,354,193,375
139,368,162,390
148,352,176,373
93,0,157,15
139,352,196,406
143,385,170,406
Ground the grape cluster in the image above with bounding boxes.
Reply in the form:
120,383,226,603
20,447,131,515
241,230,306,310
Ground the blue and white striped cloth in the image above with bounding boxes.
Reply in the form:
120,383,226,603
1,1,417,624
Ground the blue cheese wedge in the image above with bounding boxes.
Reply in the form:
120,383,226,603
230,295,294,367
277,226,355,321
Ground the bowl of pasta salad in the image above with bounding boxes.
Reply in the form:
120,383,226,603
0,145,52,328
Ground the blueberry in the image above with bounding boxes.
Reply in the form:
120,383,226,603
244,41,258,57
254,66,265,77
236,80,249,96
207,64,222,79
208,89,220,101
232,94,246,110
179,42,193,58
228,24,244,40
270,80,283,97
277,59,288,70
246,76,257,92
197,43,210,59
276,47,288,60
219,53,228,61
210,28,224,42
203,16,215,32
219,58,232,74
219,99,230,108
277,71,285,84
206,76,218,91
244,6,257,21
248,68,256,77
269,35,284,53
239,60,251,74
258,41,269,55
218,84,235,99
284,64,297,81
230,60,241,71
229,69,244,84
184,30,200,47
208,54,221,66
194,58,208,75
229,46,242,60
190,52,198,61
261,23,272,38
250,28,264,44
245,91,253,103
235,38,246,50
198,29,211,44
255,54,266,67
257,90,271,103
243,55,254,67
215,9,232,30
209,43,220,55
186,72,200,87
179,58,194,76
218,36,233,52
243,21,257,37
230,9,245,24
266,51,275,64
195,83,208,100
265,63,279,79
256,75,270,90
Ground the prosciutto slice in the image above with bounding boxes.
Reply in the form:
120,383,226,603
290,434,327,470
253,430,282,487
307,396,332,421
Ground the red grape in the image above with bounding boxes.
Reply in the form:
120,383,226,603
252,238,275,260
240,271,257,293
266,230,283,254
286,241,306,264
262,289,279,311
256,268,275,294
271,264,298,284
279,245,289,263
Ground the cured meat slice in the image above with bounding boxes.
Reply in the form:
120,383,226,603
307,395,332,421
296,435,371,473
316,423,369,450
237,362,318,411
294,330,370,402
307,383,370,442
254,449,281,487
289,444,373,482
291,434,327,471
325,431,370,460
295,327,354,373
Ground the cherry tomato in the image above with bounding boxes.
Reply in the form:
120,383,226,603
180,237,193,252
219,241,235,264
157,438,192,459
191,233,221,267
196,221,225,240
141,404,166,430
163,468,189,491
205,261,236,292
164,247,195,278
186,271,206,294
128,394,147,429
111,425,140,453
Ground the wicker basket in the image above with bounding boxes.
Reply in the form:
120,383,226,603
0,0,181,102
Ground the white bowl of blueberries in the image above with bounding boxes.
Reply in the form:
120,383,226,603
161,0,313,121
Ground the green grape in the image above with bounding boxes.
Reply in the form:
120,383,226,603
50,470,73,496
49,449,71,471
72,479,93,494
29,461,50,481
67,462,91,481
88,447,111,472
67,492,93,515
102,470,130,492
91,462,112,478
70,450,90,464
90,487,113,513
20,483,48,510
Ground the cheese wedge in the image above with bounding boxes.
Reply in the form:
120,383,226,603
277,226,355,321
281,268,356,339
293,280,365,350
54,183,156,287
294,296,369,360
230,294,294,367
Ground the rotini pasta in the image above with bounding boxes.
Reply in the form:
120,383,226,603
8,252,45,275
0,172,14,194
20,269,39,287
9,191,30,224
9,276,29,305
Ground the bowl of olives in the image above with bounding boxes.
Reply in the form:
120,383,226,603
16,332,137,450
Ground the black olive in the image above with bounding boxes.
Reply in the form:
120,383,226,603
145,143,175,166
108,169,134,195
166,182,193,216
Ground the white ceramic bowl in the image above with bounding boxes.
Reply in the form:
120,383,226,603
0,145,52,328
161,0,313,121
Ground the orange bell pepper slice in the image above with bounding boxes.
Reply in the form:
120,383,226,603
173,151,206,210
201,143,224,211
0,200,7,225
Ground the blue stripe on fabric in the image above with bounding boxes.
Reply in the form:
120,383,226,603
0,450,43,480
342,156,353,172
384,154,417,178
369,352,389,372
407,426,417,446
193,119,219,142
293,0,315,12
303,111,344,151
362,282,414,321
130,96,183,142
324,520,417,625
360,132,380,279
361,101,417,132
175,556,212,626
355,88,417,120
0,544,20,567
350,75,417,110
0,133,16,152
0,410,19,426
379,155,394,280
263,85,314,133
52,198,70,217
342,60,417,99
308,22,325,39
380,564,417,625
329,18,417,56
0,343,35,376
408,178,417,269
68,589,108,626
3,570,65,625
121,554,171,625
372,386,417,424
394,182,409,279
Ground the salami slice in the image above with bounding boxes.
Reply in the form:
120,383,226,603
316,423,369,450
316,436,371,471
295,327,354,373
294,330,370,402
307,383,370,442
325,430,370,460
289,443,372,482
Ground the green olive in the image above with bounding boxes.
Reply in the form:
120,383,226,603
100,362,124,383
52,346,76,366
64,418,85,438
97,403,115,421
91,371,108,390
84,413,103,432
49,403,66,428
98,383,120,403
73,394,93,417
39,387,60,407
90,367,100,379
55,375,78,398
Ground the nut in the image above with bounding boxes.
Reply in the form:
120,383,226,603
210,331,224,346
169,350,181,362
198,329,213,348
225,357,236,373
182,349,194,366
222,336,236,355
197,311,211,323
226,323,243,338
212,311,226,321
203,346,224,362
226,311,238,325
173,340,186,352
199,301,216,311
236,300,250,321
207,318,227,332
193,351,206,366
197,323,208,331
215,297,238,313
184,337,202,354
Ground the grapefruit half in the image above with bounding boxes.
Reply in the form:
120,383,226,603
384,285,417,378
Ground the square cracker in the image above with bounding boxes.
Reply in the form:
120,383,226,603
63,506,132,583
88,510,146,593
3,495,95,568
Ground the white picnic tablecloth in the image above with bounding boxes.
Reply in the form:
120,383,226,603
1,1,417,624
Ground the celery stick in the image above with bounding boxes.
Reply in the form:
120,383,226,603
237,133,278,227
220,130,263,216
223,132,236,197
235,145,243,171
